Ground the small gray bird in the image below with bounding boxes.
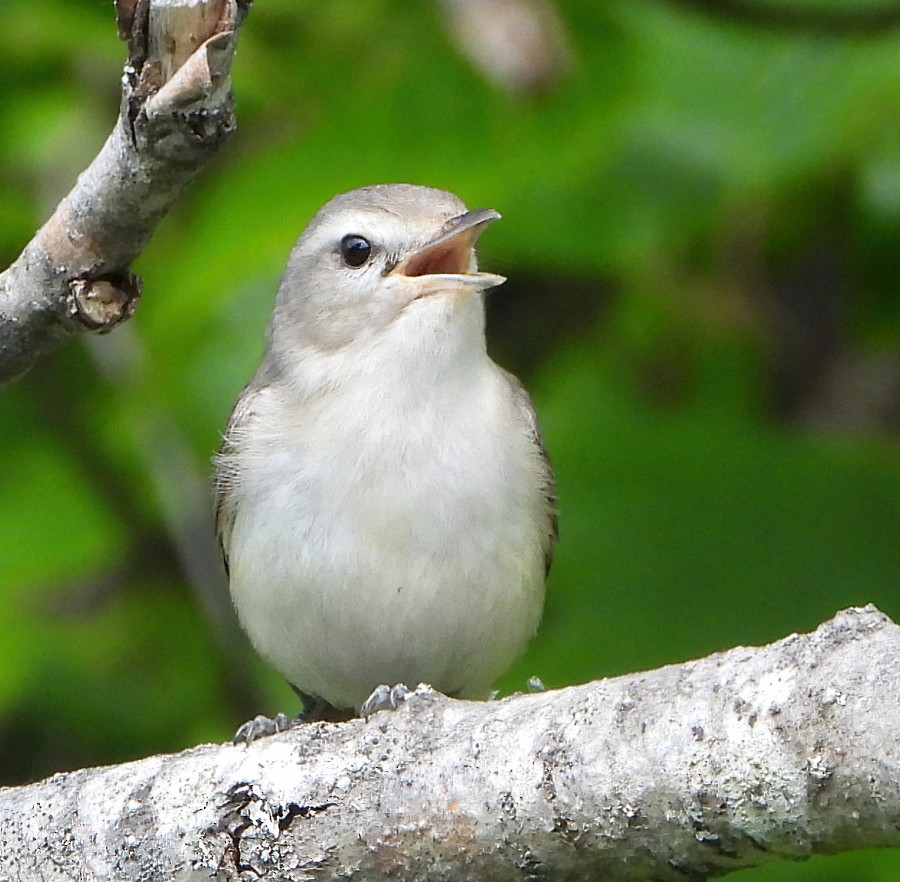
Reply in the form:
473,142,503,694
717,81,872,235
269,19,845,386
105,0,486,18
215,184,556,725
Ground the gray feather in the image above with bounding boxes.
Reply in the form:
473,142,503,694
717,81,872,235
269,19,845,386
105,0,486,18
499,367,558,575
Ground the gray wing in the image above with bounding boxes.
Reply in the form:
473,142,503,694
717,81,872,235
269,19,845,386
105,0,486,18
213,382,263,574
501,368,558,576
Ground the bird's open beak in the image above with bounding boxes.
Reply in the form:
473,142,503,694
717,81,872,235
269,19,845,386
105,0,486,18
390,208,506,291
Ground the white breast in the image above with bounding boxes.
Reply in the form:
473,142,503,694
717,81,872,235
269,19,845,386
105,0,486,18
226,298,548,709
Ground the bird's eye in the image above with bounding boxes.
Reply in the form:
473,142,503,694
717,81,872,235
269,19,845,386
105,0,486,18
340,235,372,268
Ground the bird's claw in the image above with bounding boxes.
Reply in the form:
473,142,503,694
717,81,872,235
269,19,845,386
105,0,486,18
361,683,410,719
232,712,295,745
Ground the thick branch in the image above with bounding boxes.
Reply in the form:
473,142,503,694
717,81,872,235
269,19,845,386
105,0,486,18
0,0,251,385
0,605,897,880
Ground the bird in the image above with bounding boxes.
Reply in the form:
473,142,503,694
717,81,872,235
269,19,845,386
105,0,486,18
214,184,557,735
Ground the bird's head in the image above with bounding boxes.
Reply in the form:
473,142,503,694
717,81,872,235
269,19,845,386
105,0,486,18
269,184,505,356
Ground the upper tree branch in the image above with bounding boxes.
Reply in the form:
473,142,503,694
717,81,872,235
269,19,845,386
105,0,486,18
663,0,900,36
0,605,897,880
0,0,252,386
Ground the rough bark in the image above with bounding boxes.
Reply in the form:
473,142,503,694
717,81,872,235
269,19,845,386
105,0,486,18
0,0,251,385
0,605,897,881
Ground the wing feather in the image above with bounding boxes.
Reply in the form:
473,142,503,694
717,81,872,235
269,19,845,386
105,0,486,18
213,383,263,574
500,368,558,576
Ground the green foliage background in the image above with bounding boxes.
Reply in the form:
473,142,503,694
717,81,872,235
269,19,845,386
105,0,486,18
0,1,898,877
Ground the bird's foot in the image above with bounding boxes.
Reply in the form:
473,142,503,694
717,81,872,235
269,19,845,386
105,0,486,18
232,712,296,745
361,683,411,719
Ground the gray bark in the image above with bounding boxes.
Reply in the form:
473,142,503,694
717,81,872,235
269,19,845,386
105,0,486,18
0,605,897,881
0,0,251,385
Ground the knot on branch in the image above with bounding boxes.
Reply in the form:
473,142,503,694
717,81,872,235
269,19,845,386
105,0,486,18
69,273,142,331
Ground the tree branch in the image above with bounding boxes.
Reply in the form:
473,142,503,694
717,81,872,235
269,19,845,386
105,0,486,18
662,0,900,37
0,0,252,386
0,605,897,880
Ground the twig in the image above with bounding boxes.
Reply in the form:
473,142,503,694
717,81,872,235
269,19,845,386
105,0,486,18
0,0,252,385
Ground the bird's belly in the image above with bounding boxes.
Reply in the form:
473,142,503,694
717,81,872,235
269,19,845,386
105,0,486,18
227,421,545,709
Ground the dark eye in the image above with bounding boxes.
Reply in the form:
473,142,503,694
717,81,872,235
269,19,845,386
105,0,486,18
340,235,372,268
